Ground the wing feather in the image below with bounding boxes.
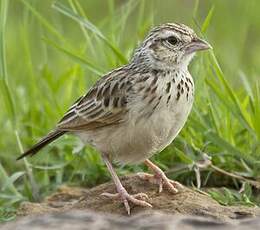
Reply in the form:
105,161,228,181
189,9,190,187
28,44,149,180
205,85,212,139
57,68,133,131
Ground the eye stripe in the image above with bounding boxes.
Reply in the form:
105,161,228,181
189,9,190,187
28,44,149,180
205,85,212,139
143,23,193,48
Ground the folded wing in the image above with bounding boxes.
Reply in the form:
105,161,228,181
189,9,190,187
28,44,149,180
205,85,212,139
57,68,134,131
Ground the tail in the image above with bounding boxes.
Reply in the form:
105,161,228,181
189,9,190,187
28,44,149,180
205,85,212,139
16,130,66,160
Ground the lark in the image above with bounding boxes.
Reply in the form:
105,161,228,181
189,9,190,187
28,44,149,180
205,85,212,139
17,23,211,214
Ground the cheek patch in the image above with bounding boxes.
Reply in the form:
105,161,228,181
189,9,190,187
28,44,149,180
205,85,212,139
149,42,161,52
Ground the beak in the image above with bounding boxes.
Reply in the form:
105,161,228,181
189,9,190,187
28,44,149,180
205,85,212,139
185,38,212,54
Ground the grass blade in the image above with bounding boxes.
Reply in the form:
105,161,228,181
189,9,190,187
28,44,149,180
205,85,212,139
20,0,65,42
209,52,256,137
0,163,23,198
43,38,104,76
67,0,96,57
52,1,128,64
0,0,16,125
206,131,253,163
201,5,215,33
1,172,25,191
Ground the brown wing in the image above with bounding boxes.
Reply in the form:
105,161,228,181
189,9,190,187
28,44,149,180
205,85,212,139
57,68,134,131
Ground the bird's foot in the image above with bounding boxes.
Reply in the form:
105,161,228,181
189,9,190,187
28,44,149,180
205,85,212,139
101,188,152,215
138,159,183,194
137,172,183,193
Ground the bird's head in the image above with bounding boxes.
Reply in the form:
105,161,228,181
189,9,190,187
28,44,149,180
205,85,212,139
131,23,211,70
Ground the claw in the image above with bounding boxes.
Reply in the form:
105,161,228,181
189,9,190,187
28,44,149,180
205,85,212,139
101,154,153,215
138,160,183,194
170,180,184,189
138,172,180,193
101,189,152,215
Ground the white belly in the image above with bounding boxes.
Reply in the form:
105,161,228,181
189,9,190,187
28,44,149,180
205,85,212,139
114,93,193,164
77,71,194,164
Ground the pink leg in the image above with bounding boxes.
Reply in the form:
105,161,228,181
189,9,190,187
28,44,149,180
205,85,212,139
101,153,152,215
138,159,183,193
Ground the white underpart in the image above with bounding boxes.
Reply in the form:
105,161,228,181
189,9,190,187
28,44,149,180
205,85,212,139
77,69,194,165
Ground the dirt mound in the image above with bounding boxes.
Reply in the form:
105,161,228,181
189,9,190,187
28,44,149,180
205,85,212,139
17,175,260,221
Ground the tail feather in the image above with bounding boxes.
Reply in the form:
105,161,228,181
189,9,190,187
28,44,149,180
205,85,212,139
16,130,66,160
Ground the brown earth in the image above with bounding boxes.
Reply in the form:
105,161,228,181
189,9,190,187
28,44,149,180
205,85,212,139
2,174,260,230
16,174,260,221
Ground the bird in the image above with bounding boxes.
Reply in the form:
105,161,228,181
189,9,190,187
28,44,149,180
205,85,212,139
17,23,211,215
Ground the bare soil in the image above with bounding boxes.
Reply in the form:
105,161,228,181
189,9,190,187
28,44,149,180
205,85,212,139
17,174,260,221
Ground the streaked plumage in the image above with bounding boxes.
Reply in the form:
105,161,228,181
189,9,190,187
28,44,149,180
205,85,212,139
17,23,211,215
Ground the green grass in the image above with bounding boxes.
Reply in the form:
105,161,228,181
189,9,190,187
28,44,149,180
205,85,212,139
0,0,260,222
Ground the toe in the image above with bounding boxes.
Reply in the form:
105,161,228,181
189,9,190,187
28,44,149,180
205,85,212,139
137,172,159,185
164,180,178,193
101,192,120,198
169,180,184,189
123,198,131,215
101,190,152,214
158,180,163,193
137,172,153,180
137,172,181,194
132,192,149,200
128,195,152,208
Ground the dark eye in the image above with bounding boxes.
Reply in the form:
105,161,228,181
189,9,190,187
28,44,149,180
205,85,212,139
166,36,178,45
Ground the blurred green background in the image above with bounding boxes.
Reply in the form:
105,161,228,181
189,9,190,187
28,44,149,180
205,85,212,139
0,0,260,220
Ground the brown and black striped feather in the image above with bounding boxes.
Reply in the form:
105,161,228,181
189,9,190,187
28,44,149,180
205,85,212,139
17,68,135,160
56,68,134,131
